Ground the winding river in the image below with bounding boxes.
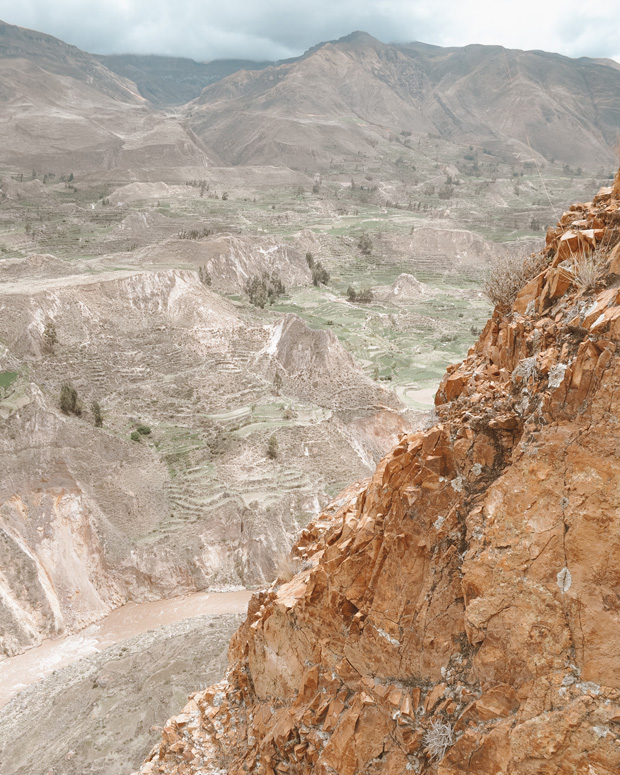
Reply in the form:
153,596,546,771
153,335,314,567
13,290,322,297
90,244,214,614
0,589,252,708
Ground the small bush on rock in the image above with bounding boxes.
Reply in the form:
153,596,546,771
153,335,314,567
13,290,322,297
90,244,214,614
60,383,81,416
484,251,548,309
424,719,453,761
570,244,609,291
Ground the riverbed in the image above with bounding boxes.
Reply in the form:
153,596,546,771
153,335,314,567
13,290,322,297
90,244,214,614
0,589,252,708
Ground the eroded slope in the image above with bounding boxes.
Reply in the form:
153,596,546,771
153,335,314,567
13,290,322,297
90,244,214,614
138,180,620,773
0,265,408,656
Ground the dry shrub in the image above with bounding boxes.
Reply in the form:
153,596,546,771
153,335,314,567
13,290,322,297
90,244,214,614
424,719,454,760
275,554,311,583
276,555,300,583
484,251,548,309
59,382,81,416
569,243,610,291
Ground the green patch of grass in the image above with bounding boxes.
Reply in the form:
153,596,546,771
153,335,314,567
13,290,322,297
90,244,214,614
273,263,490,409
0,371,18,389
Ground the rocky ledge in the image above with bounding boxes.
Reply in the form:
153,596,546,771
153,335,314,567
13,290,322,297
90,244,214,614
135,174,620,774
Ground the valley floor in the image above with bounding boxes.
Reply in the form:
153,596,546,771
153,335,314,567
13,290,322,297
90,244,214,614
0,593,251,775
0,589,252,708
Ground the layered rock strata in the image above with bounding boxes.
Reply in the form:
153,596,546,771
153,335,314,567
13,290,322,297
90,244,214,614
138,177,620,773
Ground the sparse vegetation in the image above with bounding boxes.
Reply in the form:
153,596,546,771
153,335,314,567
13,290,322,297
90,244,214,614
570,245,609,291
59,383,81,416
267,434,278,459
424,719,454,760
130,430,141,442
42,319,58,354
358,232,373,255
0,371,18,397
512,355,539,385
0,371,17,389
136,424,152,436
305,251,315,269
178,227,211,240
91,400,103,427
346,286,373,303
311,261,329,286
484,251,548,308
198,265,212,286
245,272,286,307
276,553,311,583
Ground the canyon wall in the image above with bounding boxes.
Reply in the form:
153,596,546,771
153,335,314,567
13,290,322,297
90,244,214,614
0,268,407,657
137,177,620,773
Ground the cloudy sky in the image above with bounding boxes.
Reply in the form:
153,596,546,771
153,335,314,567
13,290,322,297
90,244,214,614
1,0,619,63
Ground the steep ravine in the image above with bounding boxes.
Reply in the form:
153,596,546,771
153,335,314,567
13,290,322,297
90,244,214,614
136,176,620,773
0,267,408,658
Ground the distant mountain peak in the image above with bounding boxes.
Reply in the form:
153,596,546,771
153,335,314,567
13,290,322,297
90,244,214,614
295,29,383,60
334,30,381,45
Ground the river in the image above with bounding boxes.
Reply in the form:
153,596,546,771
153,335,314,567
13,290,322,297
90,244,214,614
0,588,252,708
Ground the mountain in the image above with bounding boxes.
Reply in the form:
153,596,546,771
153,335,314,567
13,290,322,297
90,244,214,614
187,32,620,169
0,20,214,174
135,176,620,774
2,21,620,179
97,54,272,106
0,20,143,103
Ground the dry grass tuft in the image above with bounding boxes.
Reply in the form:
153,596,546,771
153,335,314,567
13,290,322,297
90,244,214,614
484,251,548,309
275,554,311,583
424,719,454,760
568,244,610,292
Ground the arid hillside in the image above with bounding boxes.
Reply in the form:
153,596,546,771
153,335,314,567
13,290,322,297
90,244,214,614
0,261,410,657
137,177,620,773
188,31,620,169
3,19,620,775
0,20,214,175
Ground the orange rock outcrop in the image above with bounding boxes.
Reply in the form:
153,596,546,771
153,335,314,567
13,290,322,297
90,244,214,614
137,181,620,774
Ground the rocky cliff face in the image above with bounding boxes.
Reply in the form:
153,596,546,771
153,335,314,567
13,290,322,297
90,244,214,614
137,177,620,774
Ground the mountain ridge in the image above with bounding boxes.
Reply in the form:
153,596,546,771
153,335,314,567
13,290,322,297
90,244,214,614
1,19,620,177
0,19,144,103
186,33,620,169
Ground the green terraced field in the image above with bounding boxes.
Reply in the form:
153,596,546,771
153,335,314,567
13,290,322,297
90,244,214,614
0,371,17,389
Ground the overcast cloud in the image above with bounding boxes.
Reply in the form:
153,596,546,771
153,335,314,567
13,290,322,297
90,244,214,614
1,0,619,63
